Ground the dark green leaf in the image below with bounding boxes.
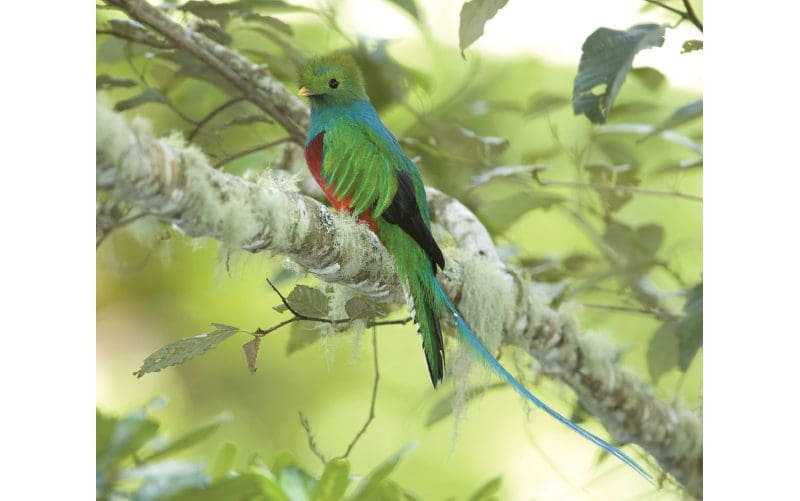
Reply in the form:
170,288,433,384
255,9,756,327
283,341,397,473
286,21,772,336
106,19,168,47
629,66,666,91
96,409,117,459
179,1,243,24
96,75,137,90
311,458,350,501
426,383,505,426
386,0,419,20
196,22,233,45
639,100,702,142
602,220,663,268
286,323,323,355
114,88,169,112
345,296,387,320
573,24,665,123
681,39,703,53
676,283,702,370
467,476,502,501
647,321,679,383
134,324,241,377
459,0,509,55
243,337,261,374
273,304,289,313
287,285,329,318
210,442,238,481
350,444,416,501
244,13,294,35
141,413,229,462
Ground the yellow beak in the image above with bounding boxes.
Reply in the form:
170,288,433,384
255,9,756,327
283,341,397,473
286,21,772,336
298,86,313,97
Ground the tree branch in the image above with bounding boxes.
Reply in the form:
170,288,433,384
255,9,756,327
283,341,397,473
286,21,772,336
96,104,701,497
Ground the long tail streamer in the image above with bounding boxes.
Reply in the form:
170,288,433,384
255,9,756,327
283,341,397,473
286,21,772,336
431,277,653,482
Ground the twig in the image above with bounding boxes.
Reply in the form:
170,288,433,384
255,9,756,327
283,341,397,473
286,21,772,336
213,137,291,169
644,0,703,32
298,412,327,464
265,278,412,327
187,96,245,141
96,211,149,249
681,0,703,32
581,302,680,321
534,173,702,202
104,0,308,144
339,326,380,459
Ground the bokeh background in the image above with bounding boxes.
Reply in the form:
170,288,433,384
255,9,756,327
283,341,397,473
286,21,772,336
97,0,702,499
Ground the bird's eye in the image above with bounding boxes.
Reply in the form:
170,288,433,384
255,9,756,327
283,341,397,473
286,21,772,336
328,78,339,89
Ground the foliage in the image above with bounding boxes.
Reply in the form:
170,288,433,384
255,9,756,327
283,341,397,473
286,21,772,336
98,401,481,501
97,0,702,498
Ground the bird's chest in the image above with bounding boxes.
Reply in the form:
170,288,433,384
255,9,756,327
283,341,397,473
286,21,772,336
304,131,377,233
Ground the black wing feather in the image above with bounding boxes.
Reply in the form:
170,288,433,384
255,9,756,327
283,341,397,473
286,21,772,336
382,171,445,271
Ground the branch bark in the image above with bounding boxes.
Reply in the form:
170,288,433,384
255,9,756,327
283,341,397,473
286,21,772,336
96,104,701,497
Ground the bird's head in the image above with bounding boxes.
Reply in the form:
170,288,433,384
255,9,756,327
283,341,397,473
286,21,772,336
297,54,368,107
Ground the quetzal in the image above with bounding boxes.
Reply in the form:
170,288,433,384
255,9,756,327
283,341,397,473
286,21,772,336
298,54,650,481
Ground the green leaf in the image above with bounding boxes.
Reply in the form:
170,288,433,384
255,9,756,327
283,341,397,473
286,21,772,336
478,191,564,234
220,114,274,129
134,324,241,377
279,466,317,501
526,93,570,116
244,13,294,34
96,75,137,90
629,66,666,91
426,383,505,426
286,323,323,355
386,0,419,20
106,19,167,47
166,473,286,501
141,413,230,462
676,283,702,370
210,442,238,481
681,39,703,53
96,409,117,459
602,220,663,267
573,24,666,123
287,285,330,318
467,476,502,501
345,296,387,320
97,408,160,470
349,443,416,501
639,100,702,142
243,337,261,374
114,88,169,112
459,0,509,56
647,321,679,383
311,458,350,501
585,163,641,213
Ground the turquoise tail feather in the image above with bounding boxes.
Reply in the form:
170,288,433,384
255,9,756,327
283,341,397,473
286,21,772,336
430,275,652,482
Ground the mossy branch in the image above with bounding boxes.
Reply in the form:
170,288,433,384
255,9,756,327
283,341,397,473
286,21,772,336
96,105,701,497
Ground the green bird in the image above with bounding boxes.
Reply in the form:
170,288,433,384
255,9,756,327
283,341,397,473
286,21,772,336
298,54,650,481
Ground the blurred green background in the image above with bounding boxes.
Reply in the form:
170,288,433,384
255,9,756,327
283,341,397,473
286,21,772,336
97,0,702,499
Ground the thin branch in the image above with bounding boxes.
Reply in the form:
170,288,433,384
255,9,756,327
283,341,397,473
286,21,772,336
187,96,245,141
104,0,308,144
580,302,680,321
96,211,149,248
644,0,703,32
339,326,380,459
213,137,291,169
681,0,703,32
534,173,702,202
298,412,327,465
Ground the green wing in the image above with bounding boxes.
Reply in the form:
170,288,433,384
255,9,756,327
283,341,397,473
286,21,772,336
321,121,402,218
